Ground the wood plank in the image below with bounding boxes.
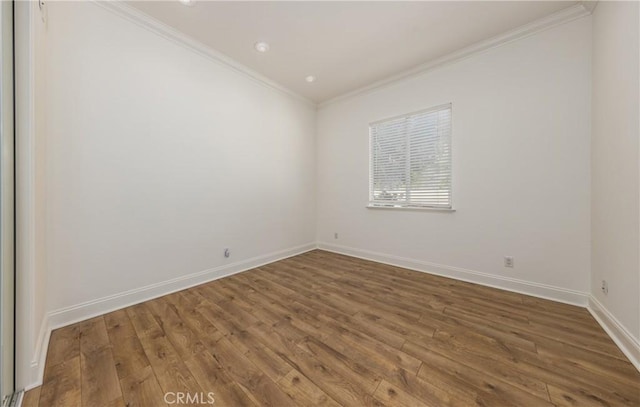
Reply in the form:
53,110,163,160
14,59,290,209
80,346,122,406
248,323,383,406
226,328,294,382
110,334,150,380
45,325,81,368
136,328,204,398
21,387,41,407
307,308,421,375
507,342,640,403
277,369,341,407
444,304,624,358
33,250,640,407
403,336,550,400
373,379,430,407
126,303,165,339
104,309,137,343
119,365,168,407
208,338,295,406
413,343,554,406
184,350,257,407
153,361,205,404
145,298,205,359
547,383,633,407
164,291,224,349
39,357,81,407
77,317,110,355
195,299,250,337
297,336,381,395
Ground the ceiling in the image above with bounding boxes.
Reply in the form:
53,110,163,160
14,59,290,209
127,1,579,103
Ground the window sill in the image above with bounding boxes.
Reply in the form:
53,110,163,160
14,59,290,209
366,205,456,212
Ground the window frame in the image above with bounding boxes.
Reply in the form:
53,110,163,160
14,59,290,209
367,103,454,211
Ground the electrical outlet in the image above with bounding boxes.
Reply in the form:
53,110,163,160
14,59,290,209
504,256,514,268
334,232,339,239
601,280,608,294
224,248,230,258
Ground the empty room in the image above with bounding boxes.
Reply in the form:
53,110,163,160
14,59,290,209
0,0,638,406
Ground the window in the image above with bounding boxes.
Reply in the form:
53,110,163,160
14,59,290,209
369,104,452,209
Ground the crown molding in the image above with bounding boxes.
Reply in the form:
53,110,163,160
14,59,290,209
92,1,315,107
581,0,599,14
319,3,593,108
90,1,594,109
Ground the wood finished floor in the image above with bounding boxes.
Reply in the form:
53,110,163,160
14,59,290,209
23,250,640,407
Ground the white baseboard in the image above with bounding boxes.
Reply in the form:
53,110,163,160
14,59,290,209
318,242,640,373
23,317,51,391
23,242,639,391
317,242,588,307
587,296,640,372
23,242,317,390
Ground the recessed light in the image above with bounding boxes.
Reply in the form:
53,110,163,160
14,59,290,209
305,75,316,83
179,0,195,6
254,42,270,53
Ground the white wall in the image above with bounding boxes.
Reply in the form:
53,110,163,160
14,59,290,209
18,0,639,389
591,0,640,344
22,0,316,387
317,17,592,301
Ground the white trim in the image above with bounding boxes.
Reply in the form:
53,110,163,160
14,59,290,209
23,243,640,390
14,0,41,393
317,242,588,307
91,1,314,108
319,3,593,108
581,0,599,14
23,317,48,391
23,242,317,390
14,390,24,407
587,296,640,372
317,243,640,372
366,205,455,212
369,103,452,126
92,1,593,109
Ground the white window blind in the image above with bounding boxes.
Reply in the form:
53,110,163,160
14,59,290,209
369,104,452,209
